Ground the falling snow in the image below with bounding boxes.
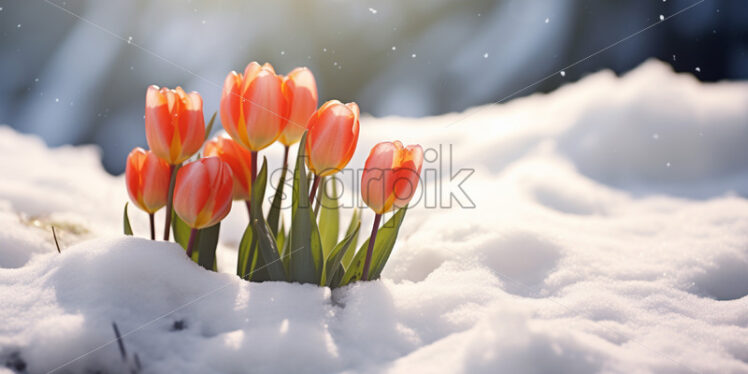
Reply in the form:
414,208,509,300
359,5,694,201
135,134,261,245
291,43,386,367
695,67,701,72
652,133,660,140
391,46,396,51
127,36,132,44
544,18,550,24
368,8,377,14
280,51,285,55
483,53,489,59
659,15,665,21
560,70,566,77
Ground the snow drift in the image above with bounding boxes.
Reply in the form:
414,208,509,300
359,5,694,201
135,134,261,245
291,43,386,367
1,60,748,373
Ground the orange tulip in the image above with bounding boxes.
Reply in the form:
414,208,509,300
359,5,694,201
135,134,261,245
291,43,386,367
360,141,424,215
125,147,171,214
145,85,206,165
221,62,288,151
305,100,360,177
173,157,233,229
277,67,318,146
204,136,253,201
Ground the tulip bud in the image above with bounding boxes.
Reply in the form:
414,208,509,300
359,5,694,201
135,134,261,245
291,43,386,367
145,85,206,164
203,136,253,201
305,100,360,177
221,62,288,151
361,141,424,214
278,67,318,146
125,147,171,214
173,157,233,229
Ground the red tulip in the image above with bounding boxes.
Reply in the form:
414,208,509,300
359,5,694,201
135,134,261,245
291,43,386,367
278,67,318,146
145,85,205,165
361,141,424,214
173,157,233,229
125,147,171,214
203,136,253,201
221,62,288,151
305,100,360,177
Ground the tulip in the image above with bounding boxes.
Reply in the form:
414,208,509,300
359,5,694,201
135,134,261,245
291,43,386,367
221,61,287,154
277,67,318,148
145,85,206,164
145,85,206,240
173,157,234,257
305,100,360,203
204,136,253,211
125,147,171,240
359,141,423,280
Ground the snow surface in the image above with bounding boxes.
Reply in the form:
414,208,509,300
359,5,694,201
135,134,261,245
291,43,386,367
1,60,748,373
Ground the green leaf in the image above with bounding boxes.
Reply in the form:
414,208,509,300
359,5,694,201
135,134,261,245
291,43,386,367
172,212,191,250
341,208,361,268
276,217,286,256
267,157,289,237
236,224,254,277
247,158,272,281
324,222,360,287
204,111,217,141
196,223,220,271
288,132,323,284
318,177,340,259
340,207,408,285
123,202,133,236
252,218,286,281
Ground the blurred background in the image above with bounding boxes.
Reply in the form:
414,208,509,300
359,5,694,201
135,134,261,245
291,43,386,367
0,0,746,174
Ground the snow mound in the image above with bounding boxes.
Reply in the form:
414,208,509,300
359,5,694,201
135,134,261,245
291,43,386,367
1,60,748,373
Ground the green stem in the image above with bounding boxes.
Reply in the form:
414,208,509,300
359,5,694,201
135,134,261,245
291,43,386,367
185,228,198,258
309,175,321,206
313,176,324,217
249,151,258,218
149,213,155,240
361,213,382,281
163,164,177,241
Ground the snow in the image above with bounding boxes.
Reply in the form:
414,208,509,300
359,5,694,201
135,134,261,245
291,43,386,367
2,60,748,373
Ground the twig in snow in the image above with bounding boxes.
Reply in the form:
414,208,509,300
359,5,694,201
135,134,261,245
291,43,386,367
51,226,61,253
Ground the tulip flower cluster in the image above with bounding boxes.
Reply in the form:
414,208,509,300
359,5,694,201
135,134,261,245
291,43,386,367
123,62,423,286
